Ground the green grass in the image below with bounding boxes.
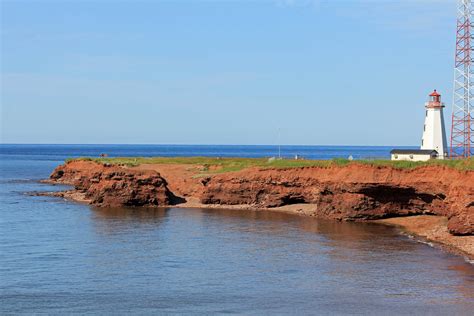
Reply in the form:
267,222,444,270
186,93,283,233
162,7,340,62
355,157,474,171
66,156,474,173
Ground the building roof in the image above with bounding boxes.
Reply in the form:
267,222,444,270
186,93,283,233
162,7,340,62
390,149,438,155
429,89,441,97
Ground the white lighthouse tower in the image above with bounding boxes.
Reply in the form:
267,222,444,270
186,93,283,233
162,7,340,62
421,90,448,159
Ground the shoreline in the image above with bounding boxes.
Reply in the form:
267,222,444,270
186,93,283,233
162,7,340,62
42,158,474,261
39,189,474,261
375,216,474,262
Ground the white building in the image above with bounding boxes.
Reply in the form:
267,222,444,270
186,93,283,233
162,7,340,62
390,149,438,162
390,90,448,161
421,90,448,159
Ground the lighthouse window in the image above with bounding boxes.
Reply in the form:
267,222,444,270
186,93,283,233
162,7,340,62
424,125,425,131
425,110,428,117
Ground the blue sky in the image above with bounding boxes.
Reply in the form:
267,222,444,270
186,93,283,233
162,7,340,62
1,0,456,145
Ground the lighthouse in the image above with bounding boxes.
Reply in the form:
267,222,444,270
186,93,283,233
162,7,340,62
421,90,448,159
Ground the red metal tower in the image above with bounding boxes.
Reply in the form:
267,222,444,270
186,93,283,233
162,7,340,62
450,0,474,158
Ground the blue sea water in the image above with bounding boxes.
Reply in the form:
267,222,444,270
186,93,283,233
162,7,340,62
1,144,473,314
0,143,410,161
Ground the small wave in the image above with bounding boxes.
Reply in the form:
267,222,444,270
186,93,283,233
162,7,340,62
400,232,436,248
0,179,39,184
400,231,415,239
415,238,435,248
412,237,435,248
23,191,59,197
418,240,435,247
402,232,473,264
463,257,474,265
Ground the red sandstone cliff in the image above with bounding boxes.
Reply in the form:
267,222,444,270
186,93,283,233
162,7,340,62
49,160,182,207
49,160,474,236
200,165,474,235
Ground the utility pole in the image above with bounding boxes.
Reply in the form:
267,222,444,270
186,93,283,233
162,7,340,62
278,128,281,159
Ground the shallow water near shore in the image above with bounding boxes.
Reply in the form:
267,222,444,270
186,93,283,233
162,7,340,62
1,145,474,314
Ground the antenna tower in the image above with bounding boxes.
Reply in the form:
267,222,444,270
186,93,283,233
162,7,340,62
450,0,474,158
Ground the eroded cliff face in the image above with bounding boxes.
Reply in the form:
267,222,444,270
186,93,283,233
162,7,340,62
199,165,473,236
49,160,474,236
50,161,181,207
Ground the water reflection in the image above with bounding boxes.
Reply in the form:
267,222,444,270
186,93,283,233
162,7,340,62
82,206,474,313
90,207,169,236
91,206,169,222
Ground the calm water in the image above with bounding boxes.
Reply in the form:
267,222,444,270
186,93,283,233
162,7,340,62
1,145,473,314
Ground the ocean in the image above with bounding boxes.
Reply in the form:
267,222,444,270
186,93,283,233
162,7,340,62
1,144,473,314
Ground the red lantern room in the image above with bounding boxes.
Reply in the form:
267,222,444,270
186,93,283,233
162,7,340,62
429,89,441,102
426,89,444,108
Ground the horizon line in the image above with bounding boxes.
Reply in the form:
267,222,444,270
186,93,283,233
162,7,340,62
0,142,419,147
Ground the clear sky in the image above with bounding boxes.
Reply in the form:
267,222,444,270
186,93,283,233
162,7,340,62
1,0,456,145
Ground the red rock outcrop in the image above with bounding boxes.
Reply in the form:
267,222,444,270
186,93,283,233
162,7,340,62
50,160,180,207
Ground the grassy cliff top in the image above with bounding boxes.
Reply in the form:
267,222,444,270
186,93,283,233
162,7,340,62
67,156,474,172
